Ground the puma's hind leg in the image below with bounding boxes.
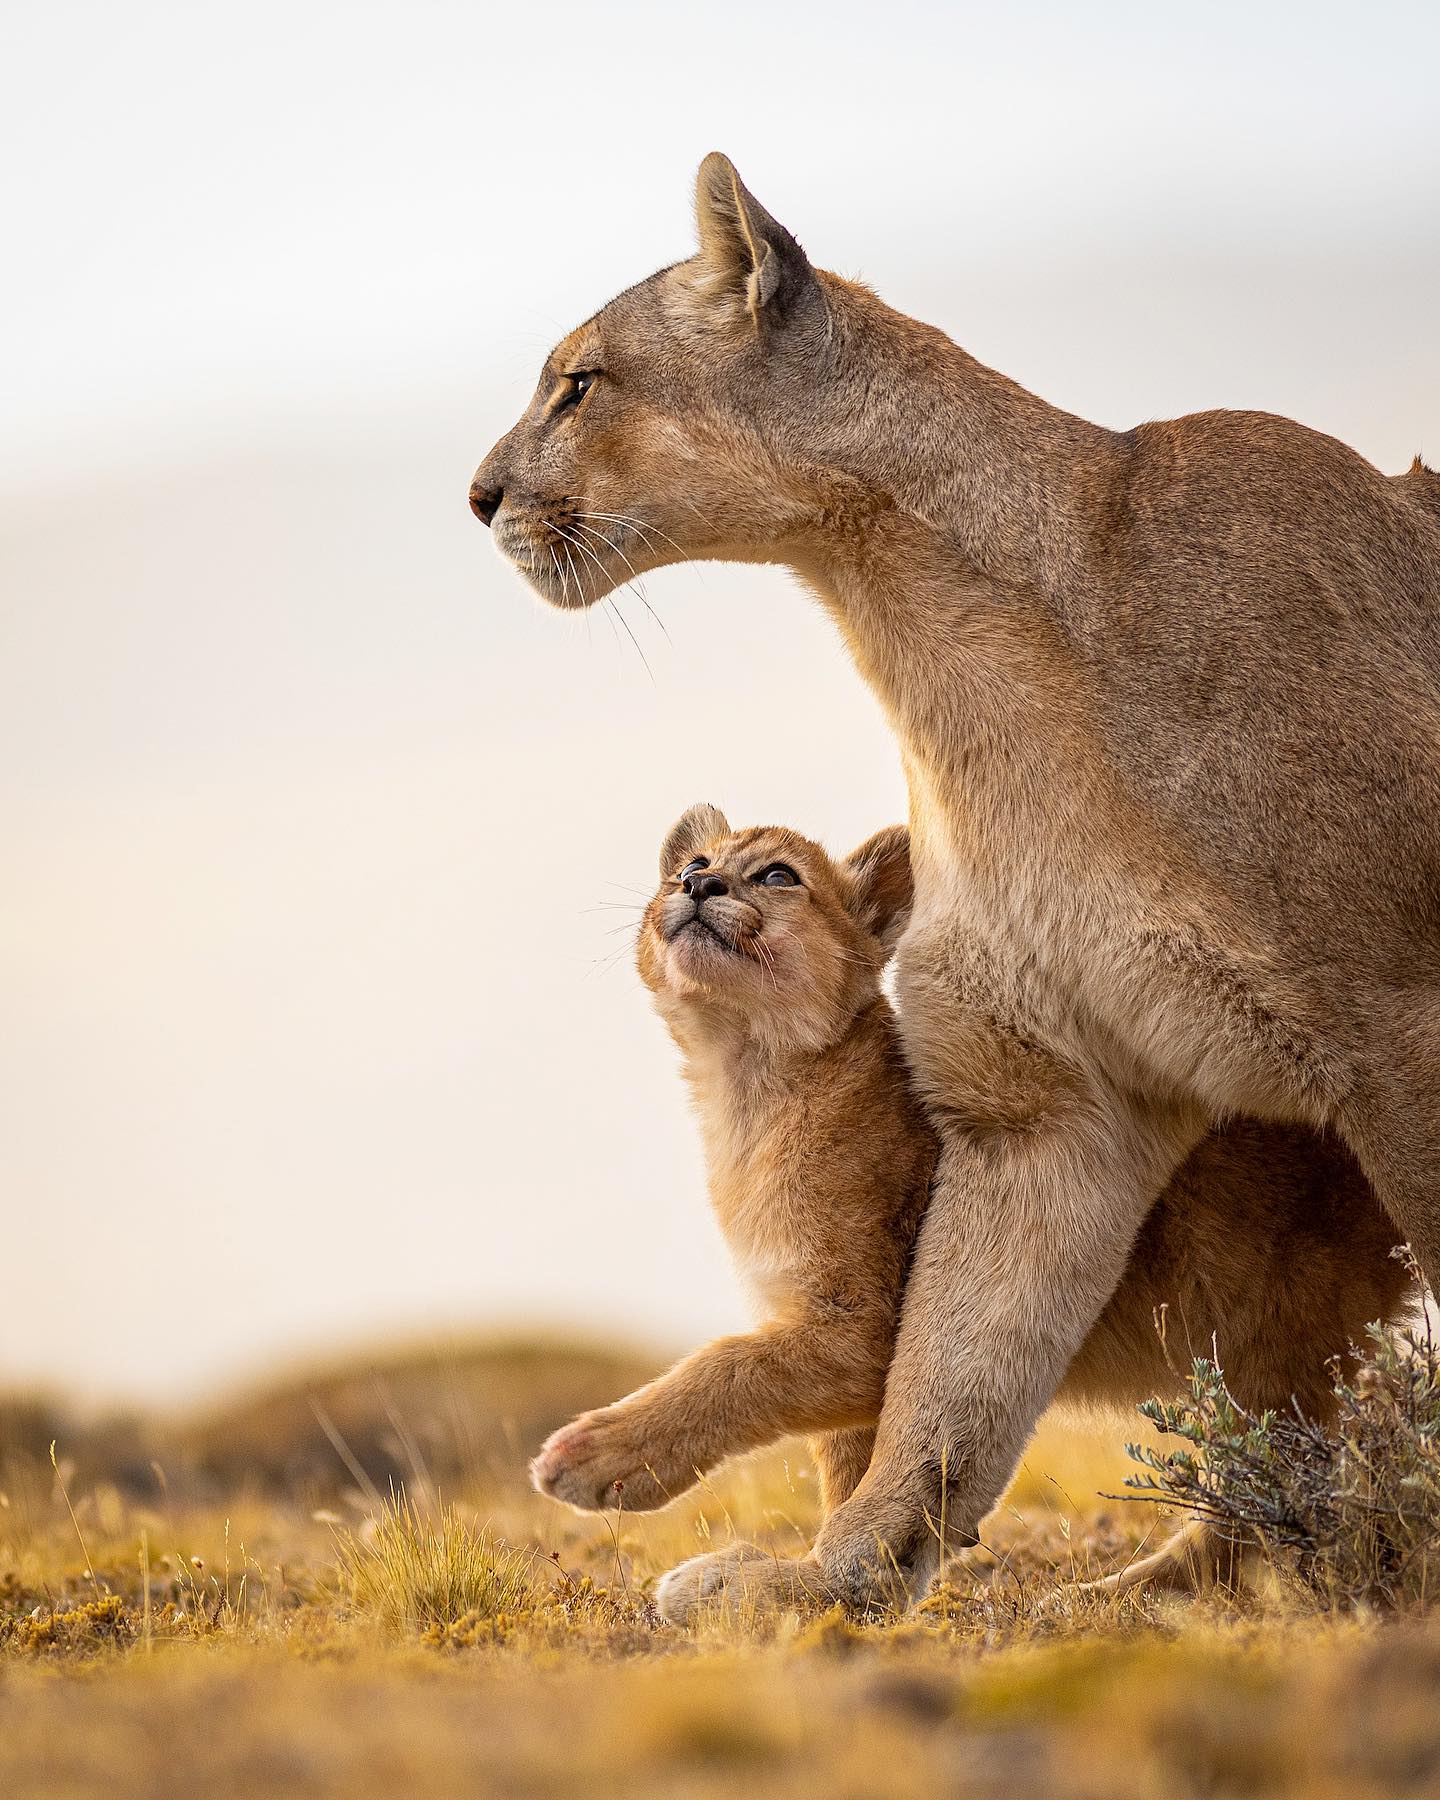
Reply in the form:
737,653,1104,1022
812,1426,877,1512
1063,1118,1410,1599
1339,995,1440,1312
1077,1518,1247,1597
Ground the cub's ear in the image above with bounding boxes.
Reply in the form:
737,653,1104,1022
659,803,730,880
693,152,819,329
842,825,913,954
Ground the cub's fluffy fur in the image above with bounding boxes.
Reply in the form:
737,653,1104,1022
530,809,934,1521
529,808,1410,1620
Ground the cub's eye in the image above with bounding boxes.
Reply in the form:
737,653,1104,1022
756,864,800,888
678,857,709,882
557,370,598,412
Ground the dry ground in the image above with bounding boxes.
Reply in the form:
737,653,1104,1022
3,1336,1439,1799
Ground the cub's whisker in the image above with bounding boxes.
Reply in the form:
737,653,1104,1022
581,944,635,982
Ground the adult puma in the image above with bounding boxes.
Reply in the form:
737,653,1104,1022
471,154,1440,1609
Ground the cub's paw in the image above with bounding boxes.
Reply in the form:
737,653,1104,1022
655,1544,836,1627
529,1411,680,1514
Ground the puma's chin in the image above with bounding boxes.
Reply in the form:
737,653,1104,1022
498,544,618,612
524,557,607,611
491,517,624,611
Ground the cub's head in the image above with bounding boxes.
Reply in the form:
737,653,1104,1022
469,153,850,609
637,803,912,1052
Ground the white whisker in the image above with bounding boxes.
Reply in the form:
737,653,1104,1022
572,521,674,648
579,510,691,562
607,591,655,684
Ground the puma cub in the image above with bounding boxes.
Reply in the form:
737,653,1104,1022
531,805,934,1520
531,806,1409,1613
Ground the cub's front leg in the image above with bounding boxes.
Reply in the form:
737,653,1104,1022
531,1319,886,1514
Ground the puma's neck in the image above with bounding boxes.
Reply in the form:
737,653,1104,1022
785,293,1139,878
794,505,1112,847
804,281,1125,594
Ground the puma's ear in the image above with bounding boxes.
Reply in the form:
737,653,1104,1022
842,825,913,954
692,152,819,329
659,803,730,880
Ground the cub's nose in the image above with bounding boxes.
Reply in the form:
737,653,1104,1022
683,870,729,901
469,479,502,526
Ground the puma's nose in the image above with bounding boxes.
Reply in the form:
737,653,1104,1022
469,479,502,526
683,870,729,901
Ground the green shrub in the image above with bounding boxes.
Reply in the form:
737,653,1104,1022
1126,1321,1440,1607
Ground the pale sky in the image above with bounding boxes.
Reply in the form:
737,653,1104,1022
3,0,1438,1399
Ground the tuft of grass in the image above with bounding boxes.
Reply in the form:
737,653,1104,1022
337,1494,542,1634
0,1592,134,1657
1125,1321,1440,1607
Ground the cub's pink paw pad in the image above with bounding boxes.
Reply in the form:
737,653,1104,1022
529,1423,601,1497
529,1414,678,1514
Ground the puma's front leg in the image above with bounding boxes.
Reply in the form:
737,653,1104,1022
655,1425,879,1627
814,1015,1204,1610
653,1428,878,1627
531,1319,887,1514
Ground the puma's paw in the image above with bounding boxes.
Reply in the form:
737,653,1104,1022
529,1411,679,1514
655,1543,836,1627
815,1484,972,1616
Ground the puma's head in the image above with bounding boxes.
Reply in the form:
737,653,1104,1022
637,803,913,1052
470,154,860,609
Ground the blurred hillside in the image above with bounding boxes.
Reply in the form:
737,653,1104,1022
0,1334,662,1506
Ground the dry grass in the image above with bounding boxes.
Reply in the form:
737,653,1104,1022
336,1494,542,1634
4,1335,1440,1798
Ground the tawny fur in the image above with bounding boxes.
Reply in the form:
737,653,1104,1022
478,153,1440,1611
529,812,934,1518
528,810,1409,1620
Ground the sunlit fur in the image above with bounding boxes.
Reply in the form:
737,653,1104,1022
639,808,909,1055
478,154,1440,1610
529,809,932,1520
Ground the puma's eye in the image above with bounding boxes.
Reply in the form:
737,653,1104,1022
558,370,598,411
756,864,800,888
678,857,709,882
